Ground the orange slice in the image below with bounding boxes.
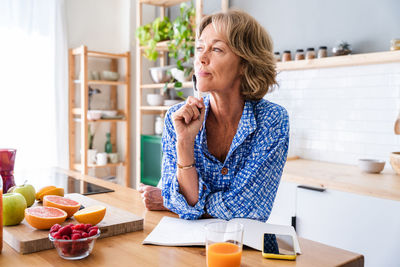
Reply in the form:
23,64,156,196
37,187,64,202
73,205,106,225
25,206,67,229
35,185,56,200
43,195,81,218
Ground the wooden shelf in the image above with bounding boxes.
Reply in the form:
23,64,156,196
276,50,400,71
73,162,125,170
71,47,127,59
140,0,189,7
69,45,131,187
140,40,169,52
140,106,170,111
140,81,193,89
74,80,127,86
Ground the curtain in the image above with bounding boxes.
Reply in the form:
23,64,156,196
0,0,69,174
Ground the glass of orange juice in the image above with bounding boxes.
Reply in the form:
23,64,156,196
205,222,244,267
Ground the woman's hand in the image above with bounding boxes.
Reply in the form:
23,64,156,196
172,96,205,143
138,183,169,211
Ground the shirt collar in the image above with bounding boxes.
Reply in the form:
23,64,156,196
199,95,257,163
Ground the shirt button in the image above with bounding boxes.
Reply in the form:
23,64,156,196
221,167,228,175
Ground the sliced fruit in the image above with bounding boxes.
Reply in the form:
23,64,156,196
73,205,106,225
35,185,57,200
25,206,67,229
43,195,81,218
37,187,64,202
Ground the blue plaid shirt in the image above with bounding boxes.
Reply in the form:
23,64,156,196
161,94,289,221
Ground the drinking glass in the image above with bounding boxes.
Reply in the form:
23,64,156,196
205,222,244,267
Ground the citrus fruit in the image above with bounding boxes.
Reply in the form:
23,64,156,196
36,185,56,200
25,206,67,229
43,195,81,218
73,205,106,225
37,187,64,202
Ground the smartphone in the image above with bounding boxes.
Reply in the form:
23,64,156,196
262,233,297,260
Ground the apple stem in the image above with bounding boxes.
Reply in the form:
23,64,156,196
23,180,27,186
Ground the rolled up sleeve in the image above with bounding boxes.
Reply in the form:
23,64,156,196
161,108,211,219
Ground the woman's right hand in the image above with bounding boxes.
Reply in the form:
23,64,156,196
172,96,205,143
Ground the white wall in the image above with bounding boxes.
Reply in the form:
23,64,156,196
66,0,130,52
266,63,400,167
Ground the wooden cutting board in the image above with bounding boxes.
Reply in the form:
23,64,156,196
3,193,143,254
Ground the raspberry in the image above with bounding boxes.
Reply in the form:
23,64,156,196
82,232,89,238
84,224,92,232
54,234,62,239
50,224,61,233
88,229,98,237
71,233,82,240
62,235,70,240
58,225,72,236
88,226,99,233
72,224,86,231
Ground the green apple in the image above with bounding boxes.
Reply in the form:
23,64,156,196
8,183,36,207
3,193,27,226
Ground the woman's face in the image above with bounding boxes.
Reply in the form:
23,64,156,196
194,24,242,94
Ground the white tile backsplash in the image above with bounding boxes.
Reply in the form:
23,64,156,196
267,62,400,166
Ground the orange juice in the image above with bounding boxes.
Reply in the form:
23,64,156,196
207,242,242,267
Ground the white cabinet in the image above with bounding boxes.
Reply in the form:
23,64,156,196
296,186,400,267
267,181,297,226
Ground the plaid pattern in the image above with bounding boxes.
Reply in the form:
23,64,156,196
161,94,289,221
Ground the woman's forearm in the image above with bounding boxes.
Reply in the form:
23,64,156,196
176,139,199,206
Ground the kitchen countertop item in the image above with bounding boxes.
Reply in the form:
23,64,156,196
2,167,364,267
357,159,385,173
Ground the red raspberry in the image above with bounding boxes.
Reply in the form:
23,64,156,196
84,224,92,232
58,225,72,236
71,233,82,240
62,235,70,240
50,224,61,233
82,232,89,238
72,224,86,231
88,226,99,232
88,229,98,237
54,234,62,239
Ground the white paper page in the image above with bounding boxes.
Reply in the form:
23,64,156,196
233,218,301,254
143,217,220,246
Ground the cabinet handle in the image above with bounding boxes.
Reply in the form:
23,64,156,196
297,185,326,192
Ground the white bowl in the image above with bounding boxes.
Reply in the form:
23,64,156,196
149,66,173,83
101,110,118,117
101,71,120,81
358,159,385,174
146,94,164,106
87,110,102,120
170,67,193,82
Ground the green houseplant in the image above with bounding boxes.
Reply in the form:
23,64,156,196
136,2,195,99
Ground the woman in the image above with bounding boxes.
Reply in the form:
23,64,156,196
140,9,289,222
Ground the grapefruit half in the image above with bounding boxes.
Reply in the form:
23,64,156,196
43,195,81,217
25,206,67,229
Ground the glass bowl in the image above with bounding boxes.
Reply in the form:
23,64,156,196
49,229,100,260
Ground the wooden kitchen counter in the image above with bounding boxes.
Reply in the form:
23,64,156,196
0,168,364,267
283,159,400,202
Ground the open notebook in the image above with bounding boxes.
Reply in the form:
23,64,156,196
143,216,301,254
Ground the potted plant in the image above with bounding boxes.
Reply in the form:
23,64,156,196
136,2,196,100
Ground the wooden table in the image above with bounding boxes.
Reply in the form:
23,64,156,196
0,168,364,267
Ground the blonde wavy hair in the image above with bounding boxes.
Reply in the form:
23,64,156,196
198,9,276,100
